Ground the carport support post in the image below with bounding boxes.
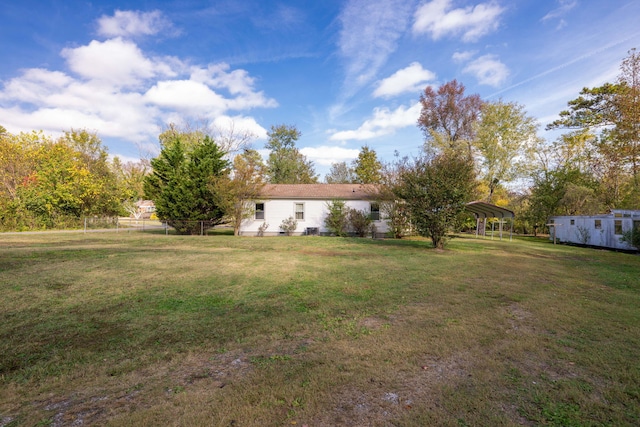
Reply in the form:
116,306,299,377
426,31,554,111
475,217,480,238
510,218,513,241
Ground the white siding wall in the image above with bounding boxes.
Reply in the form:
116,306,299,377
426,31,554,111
240,199,388,236
551,213,639,250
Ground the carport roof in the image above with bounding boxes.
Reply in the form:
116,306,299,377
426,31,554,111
465,201,515,219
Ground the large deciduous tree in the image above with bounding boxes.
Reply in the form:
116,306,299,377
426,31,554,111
352,145,382,184
474,101,539,202
394,152,477,249
525,133,602,231
211,149,266,236
325,161,355,183
159,120,255,155
418,79,483,157
144,136,229,235
615,48,640,189
265,124,318,183
547,49,640,207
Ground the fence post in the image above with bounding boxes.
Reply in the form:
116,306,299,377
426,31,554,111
201,221,204,236
84,217,87,233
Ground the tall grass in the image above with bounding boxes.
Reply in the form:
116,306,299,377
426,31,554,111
0,233,638,426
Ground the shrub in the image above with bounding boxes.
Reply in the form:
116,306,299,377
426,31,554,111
620,228,640,249
257,222,269,237
576,226,591,245
381,200,410,238
348,208,373,237
324,200,348,236
280,217,297,236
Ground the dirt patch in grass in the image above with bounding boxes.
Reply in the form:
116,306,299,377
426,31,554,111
503,302,536,334
24,349,256,427
310,352,476,426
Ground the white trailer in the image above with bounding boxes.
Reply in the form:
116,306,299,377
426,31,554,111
550,210,640,250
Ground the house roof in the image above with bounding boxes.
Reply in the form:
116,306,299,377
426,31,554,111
258,184,381,200
465,201,515,219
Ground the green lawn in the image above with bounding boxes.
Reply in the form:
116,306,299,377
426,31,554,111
1,233,639,426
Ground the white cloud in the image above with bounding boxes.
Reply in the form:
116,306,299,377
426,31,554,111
413,0,504,42
330,103,421,141
145,80,228,113
211,115,269,140
97,10,173,38
192,64,254,95
373,62,436,98
252,4,305,31
542,0,577,23
300,146,360,166
452,50,476,63
0,27,276,151
0,68,72,105
338,0,415,95
189,64,277,111
462,54,509,86
61,38,175,88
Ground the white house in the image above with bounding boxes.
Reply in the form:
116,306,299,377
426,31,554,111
550,209,640,250
239,184,389,236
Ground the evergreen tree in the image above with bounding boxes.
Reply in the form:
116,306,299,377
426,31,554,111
144,136,229,235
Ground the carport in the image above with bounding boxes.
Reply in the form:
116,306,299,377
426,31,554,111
465,201,515,241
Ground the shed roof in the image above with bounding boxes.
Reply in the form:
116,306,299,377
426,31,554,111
465,201,514,219
258,184,380,200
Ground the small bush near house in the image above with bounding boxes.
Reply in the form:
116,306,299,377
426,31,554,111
257,222,269,237
620,228,640,249
324,200,348,236
348,208,374,237
280,216,297,235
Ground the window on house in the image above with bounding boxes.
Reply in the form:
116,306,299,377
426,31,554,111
295,203,304,220
370,202,380,221
594,220,602,230
570,219,575,225
614,220,623,235
255,203,265,220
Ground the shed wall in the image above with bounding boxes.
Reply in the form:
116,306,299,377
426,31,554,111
551,213,639,250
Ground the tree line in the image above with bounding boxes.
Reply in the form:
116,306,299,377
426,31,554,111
0,128,148,231
1,49,638,246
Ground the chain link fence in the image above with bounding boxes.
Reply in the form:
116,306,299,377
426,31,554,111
83,217,226,235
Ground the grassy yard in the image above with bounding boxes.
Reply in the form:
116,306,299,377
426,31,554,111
0,232,639,426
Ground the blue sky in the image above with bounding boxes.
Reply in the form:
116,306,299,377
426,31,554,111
1,0,639,178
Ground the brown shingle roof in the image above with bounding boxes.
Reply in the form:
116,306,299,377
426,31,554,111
258,184,381,200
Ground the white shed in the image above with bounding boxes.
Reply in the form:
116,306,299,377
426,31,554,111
239,184,389,237
550,209,640,250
